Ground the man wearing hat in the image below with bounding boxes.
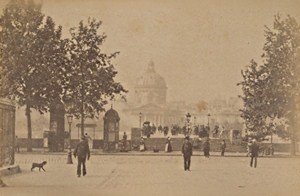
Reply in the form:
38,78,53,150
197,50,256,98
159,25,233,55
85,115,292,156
250,139,259,168
203,137,210,158
74,135,90,177
182,136,193,171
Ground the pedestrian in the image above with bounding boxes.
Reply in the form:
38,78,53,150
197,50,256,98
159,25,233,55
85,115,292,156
219,126,225,139
74,135,90,177
165,137,172,152
122,132,128,152
15,136,20,153
203,138,210,158
84,133,93,150
182,136,193,171
250,139,259,168
140,137,146,152
220,139,226,156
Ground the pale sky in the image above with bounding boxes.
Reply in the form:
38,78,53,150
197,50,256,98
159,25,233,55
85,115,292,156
1,0,300,103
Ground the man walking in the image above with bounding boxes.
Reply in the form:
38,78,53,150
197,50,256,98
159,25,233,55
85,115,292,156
122,132,127,152
250,139,259,168
74,136,90,177
220,139,226,156
182,136,193,171
203,138,210,158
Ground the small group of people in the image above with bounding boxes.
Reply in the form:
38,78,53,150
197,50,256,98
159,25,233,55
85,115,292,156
181,136,260,171
200,138,227,158
73,134,260,177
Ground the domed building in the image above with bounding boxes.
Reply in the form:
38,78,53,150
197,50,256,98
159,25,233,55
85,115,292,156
124,61,185,127
135,61,167,105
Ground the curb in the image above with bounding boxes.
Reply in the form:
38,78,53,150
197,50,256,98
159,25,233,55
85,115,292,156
15,151,299,158
0,165,22,177
0,178,7,187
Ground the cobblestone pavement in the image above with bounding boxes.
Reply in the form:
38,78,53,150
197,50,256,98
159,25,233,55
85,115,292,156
1,154,300,196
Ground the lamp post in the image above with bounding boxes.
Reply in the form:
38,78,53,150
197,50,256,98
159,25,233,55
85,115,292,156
139,112,142,129
186,113,191,135
193,116,197,135
67,114,73,164
207,113,211,128
207,113,211,137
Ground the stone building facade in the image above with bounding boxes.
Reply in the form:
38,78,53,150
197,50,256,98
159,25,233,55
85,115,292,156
124,61,185,127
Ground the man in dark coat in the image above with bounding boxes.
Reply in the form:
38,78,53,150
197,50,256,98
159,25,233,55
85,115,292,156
74,136,90,177
250,139,259,168
182,136,193,171
220,139,226,156
122,132,127,151
203,138,210,158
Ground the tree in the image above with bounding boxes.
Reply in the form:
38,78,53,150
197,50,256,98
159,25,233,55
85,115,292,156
0,0,64,151
239,14,300,154
261,14,300,154
64,18,127,136
238,60,269,137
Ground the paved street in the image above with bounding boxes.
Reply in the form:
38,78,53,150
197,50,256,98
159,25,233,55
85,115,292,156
1,154,300,196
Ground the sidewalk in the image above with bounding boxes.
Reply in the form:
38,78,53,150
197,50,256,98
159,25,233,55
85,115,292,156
15,148,299,158
2,153,300,196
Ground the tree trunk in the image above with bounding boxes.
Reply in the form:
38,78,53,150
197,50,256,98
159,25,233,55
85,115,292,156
81,101,84,137
290,98,296,156
81,114,85,137
26,103,32,152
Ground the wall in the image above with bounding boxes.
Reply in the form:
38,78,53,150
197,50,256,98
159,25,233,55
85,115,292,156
16,138,299,153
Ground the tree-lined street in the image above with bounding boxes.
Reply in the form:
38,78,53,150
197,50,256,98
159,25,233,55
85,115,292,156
0,1,300,195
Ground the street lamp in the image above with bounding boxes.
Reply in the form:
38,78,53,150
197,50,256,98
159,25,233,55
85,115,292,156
139,112,142,129
67,114,73,164
185,113,191,135
207,113,211,130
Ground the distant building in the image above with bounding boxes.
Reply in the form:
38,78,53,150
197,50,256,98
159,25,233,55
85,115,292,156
123,61,244,131
204,97,243,130
124,61,185,127
135,60,167,105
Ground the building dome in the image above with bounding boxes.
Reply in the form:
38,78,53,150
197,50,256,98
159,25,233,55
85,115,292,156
104,108,120,121
136,61,167,89
134,61,167,105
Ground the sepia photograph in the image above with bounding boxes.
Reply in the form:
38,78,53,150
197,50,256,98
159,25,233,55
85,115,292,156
0,0,300,195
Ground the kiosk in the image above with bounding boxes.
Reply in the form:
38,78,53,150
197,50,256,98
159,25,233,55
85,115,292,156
103,108,120,152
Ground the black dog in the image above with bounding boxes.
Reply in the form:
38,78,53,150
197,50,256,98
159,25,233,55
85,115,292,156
31,161,47,172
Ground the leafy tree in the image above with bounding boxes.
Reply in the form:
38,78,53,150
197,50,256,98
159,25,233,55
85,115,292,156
0,0,64,151
64,18,127,136
261,14,300,154
239,14,300,154
238,60,269,137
